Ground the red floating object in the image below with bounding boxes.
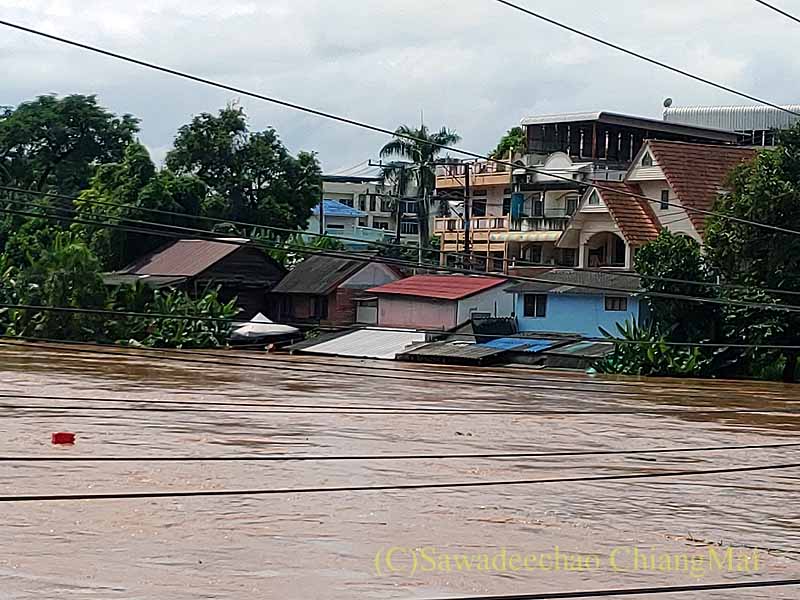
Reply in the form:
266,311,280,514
51,432,76,445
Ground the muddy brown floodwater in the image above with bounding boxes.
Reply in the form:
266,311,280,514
0,343,799,600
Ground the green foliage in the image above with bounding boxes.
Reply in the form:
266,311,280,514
594,319,712,377
113,286,238,349
267,234,345,269
73,143,206,270
166,105,322,233
489,127,526,159
0,94,138,195
634,230,719,342
380,124,461,244
7,232,108,341
704,124,800,381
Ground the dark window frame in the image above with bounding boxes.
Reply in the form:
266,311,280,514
523,294,548,318
605,296,629,312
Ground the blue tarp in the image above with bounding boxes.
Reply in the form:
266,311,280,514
478,338,558,353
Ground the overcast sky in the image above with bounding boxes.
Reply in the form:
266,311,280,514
1,0,797,173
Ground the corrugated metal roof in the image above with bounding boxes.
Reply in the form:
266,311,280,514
519,111,738,141
506,269,641,295
399,340,509,363
369,275,508,300
122,239,242,277
273,255,369,295
664,105,800,132
313,199,366,218
296,328,426,359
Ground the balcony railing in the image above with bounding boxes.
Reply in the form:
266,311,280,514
434,216,510,233
512,217,569,232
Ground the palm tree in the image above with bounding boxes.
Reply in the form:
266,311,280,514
380,124,461,244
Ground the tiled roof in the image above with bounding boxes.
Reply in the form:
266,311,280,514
596,181,661,245
506,269,642,296
313,199,366,218
368,275,508,300
122,239,242,277
272,255,367,295
648,140,758,238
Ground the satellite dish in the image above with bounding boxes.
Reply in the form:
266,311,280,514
663,98,674,108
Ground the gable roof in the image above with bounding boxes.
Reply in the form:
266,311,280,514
122,239,243,277
368,275,508,300
313,199,366,218
595,181,661,245
272,254,368,295
506,269,642,296
647,140,758,238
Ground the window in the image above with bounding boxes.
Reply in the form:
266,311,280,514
380,198,392,212
587,191,600,206
369,195,377,212
528,244,543,264
566,194,579,216
358,194,367,211
358,217,368,227
559,248,577,267
502,196,511,216
605,296,628,312
340,196,354,208
660,190,670,210
373,220,390,230
642,152,653,167
326,223,345,230
400,221,419,235
523,294,547,318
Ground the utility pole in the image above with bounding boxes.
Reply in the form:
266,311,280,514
463,162,472,268
318,190,325,236
395,164,406,245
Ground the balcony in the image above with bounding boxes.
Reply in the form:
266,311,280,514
434,216,510,234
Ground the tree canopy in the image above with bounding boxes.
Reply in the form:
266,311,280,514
489,127,526,159
166,105,322,233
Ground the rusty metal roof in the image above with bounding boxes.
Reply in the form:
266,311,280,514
123,239,244,277
368,275,508,300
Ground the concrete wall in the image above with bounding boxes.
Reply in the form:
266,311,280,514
376,296,457,330
514,292,641,337
456,284,516,324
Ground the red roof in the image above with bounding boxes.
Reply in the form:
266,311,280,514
368,275,508,300
124,239,241,277
648,141,757,238
596,181,661,245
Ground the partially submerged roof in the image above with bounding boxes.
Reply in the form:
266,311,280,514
313,199,366,218
594,181,661,245
272,254,369,295
290,327,426,360
520,111,739,142
122,239,243,277
368,275,508,300
647,140,757,237
506,269,642,296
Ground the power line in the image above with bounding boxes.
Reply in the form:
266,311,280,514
0,22,798,238
4,199,800,315
5,184,800,300
2,441,797,462
491,0,800,117
1,461,798,503
753,0,800,25
417,579,800,600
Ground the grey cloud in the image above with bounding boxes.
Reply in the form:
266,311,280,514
2,0,800,172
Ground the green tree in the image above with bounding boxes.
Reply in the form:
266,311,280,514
74,143,206,270
634,230,719,342
705,125,800,382
165,105,322,233
490,127,526,159
0,94,138,196
380,124,461,244
8,232,109,341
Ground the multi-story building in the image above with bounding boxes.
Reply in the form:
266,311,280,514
322,170,423,246
433,111,740,272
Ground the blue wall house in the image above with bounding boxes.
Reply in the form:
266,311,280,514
506,270,645,337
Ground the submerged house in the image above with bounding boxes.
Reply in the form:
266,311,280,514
506,270,644,338
272,255,401,326
368,275,515,330
104,239,287,319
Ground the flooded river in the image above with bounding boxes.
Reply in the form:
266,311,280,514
1,342,799,599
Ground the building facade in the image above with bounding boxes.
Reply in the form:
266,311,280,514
433,111,741,273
